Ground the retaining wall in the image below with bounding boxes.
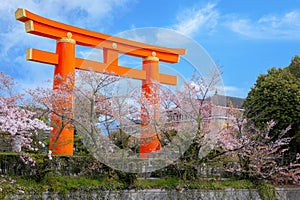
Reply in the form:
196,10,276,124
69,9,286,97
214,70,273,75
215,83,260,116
4,188,300,200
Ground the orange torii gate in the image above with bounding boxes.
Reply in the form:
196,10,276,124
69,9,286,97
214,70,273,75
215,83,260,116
15,8,186,157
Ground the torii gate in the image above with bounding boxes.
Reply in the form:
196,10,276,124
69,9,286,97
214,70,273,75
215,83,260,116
15,8,186,157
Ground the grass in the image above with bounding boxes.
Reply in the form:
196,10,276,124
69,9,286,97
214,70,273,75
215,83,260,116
1,174,124,197
1,175,255,194
135,177,179,189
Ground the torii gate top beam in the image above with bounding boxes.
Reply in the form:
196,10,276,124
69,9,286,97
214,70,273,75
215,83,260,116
15,8,186,64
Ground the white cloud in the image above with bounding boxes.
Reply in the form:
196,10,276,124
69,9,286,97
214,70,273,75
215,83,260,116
0,0,133,90
0,0,133,55
116,27,148,44
172,3,219,37
226,11,300,39
77,48,103,62
155,28,192,46
0,0,132,28
223,86,239,92
217,85,247,98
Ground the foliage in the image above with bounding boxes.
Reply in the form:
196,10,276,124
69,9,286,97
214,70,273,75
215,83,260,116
164,70,222,180
109,131,129,149
243,67,300,153
286,55,300,79
0,173,254,193
0,174,121,198
255,181,276,200
0,72,49,158
73,130,89,155
0,152,278,199
134,177,253,190
135,177,179,189
218,105,300,185
0,72,50,191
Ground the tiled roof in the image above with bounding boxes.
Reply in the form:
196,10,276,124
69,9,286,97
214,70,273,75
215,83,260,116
208,94,245,109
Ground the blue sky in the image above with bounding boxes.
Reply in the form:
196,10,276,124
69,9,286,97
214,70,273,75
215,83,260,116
1,0,300,98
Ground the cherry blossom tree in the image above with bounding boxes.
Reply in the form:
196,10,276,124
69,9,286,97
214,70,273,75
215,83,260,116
27,71,119,157
27,77,74,157
46,70,199,172
144,69,225,179
0,72,49,161
217,105,300,185
0,72,50,191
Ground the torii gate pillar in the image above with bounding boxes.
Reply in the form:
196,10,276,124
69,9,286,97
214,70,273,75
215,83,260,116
50,33,76,155
140,54,161,158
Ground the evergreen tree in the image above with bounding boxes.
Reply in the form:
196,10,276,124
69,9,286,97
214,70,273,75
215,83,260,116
243,67,300,153
286,55,300,79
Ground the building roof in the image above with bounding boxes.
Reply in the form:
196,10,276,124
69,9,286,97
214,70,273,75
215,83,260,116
208,94,245,109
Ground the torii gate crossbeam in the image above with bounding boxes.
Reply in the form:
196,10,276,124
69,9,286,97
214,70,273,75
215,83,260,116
15,8,186,157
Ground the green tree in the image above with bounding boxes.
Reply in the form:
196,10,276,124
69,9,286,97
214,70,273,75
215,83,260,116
286,55,300,79
243,67,300,153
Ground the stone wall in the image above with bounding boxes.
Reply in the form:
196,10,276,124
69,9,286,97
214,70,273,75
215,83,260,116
4,188,300,200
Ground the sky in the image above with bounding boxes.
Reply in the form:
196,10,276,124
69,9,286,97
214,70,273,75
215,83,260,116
1,0,300,98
